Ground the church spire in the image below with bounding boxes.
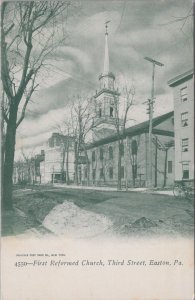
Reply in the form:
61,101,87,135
103,21,110,75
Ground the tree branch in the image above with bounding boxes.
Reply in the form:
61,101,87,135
16,76,38,128
1,107,9,124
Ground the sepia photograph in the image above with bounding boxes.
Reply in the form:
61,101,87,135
1,0,194,299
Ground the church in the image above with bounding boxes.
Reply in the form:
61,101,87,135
79,24,175,188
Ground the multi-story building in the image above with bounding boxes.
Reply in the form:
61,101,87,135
40,133,75,184
168,70,194,185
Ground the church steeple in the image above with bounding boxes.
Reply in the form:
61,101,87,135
103,21,110,75
99,21,115,91
92,21,120,141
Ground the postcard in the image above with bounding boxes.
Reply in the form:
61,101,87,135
1,0,194,299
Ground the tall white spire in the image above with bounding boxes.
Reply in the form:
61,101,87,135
103,21,110,75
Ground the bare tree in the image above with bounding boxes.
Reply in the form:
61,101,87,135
113,83,135,190
128,136,141,188
55,119,74,185
13,158,25,184
158,6,193,41
21,149,36,184
1,1,74,209
71,96,94,186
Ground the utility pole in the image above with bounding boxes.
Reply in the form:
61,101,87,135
125,136,129,191
52,165,54,185
144,57,164,188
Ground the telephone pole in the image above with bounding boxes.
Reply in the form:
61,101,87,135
144,57,164,188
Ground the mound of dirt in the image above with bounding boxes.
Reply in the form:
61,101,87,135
43,201,113,238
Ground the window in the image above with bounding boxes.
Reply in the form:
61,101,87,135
109,146,113,159
98,103,102,117
100,148,104,160
168,161,172,174
120,143,124,156
180,87,187,102
92,169,96,180
100,168,104,179
110,106,113,117
92,151,95,162
131,140,138,155
181,112,188,127
84,168,88,179
109,167,113,179
121,166,124,179
182,162,189,179
182,138,189,152
132,164,137,178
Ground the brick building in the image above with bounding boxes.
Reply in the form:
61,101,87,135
81,112,174,188
40,133,75,184
168,69,194,185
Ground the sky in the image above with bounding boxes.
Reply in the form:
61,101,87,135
15,0,193,159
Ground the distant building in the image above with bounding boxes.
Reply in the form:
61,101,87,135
40,133,75,184
168,69,194,184
13,150,45,184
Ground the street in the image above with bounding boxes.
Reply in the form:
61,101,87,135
2,185,194,238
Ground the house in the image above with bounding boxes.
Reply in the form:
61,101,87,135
168,69,194,186
40,133,75,184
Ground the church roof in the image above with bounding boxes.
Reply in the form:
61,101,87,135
168,69,193,87
86,111,174,149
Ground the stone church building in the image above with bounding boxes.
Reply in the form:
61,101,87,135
79,25,175,188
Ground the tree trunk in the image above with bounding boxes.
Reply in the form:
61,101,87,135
154,137,158,187
74,141,78,185
86,160,90,186
132,164,136,187
1,112,5,197
125,138,128,191
66,142,70,185
163,149,168,188
117,141,122,190
2,106,18,210
83,146,89,186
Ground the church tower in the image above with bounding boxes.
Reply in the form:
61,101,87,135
92,21,120,141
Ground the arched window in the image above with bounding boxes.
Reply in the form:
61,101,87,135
109,167,113,179
120,143,124,156
109,146,113,159
100,148,104,160
92,151,95,162
92,169,96,180
98,104,102,117
131,140,138,155
110,106,113,117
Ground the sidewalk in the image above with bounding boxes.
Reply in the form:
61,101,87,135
53,184,174,196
